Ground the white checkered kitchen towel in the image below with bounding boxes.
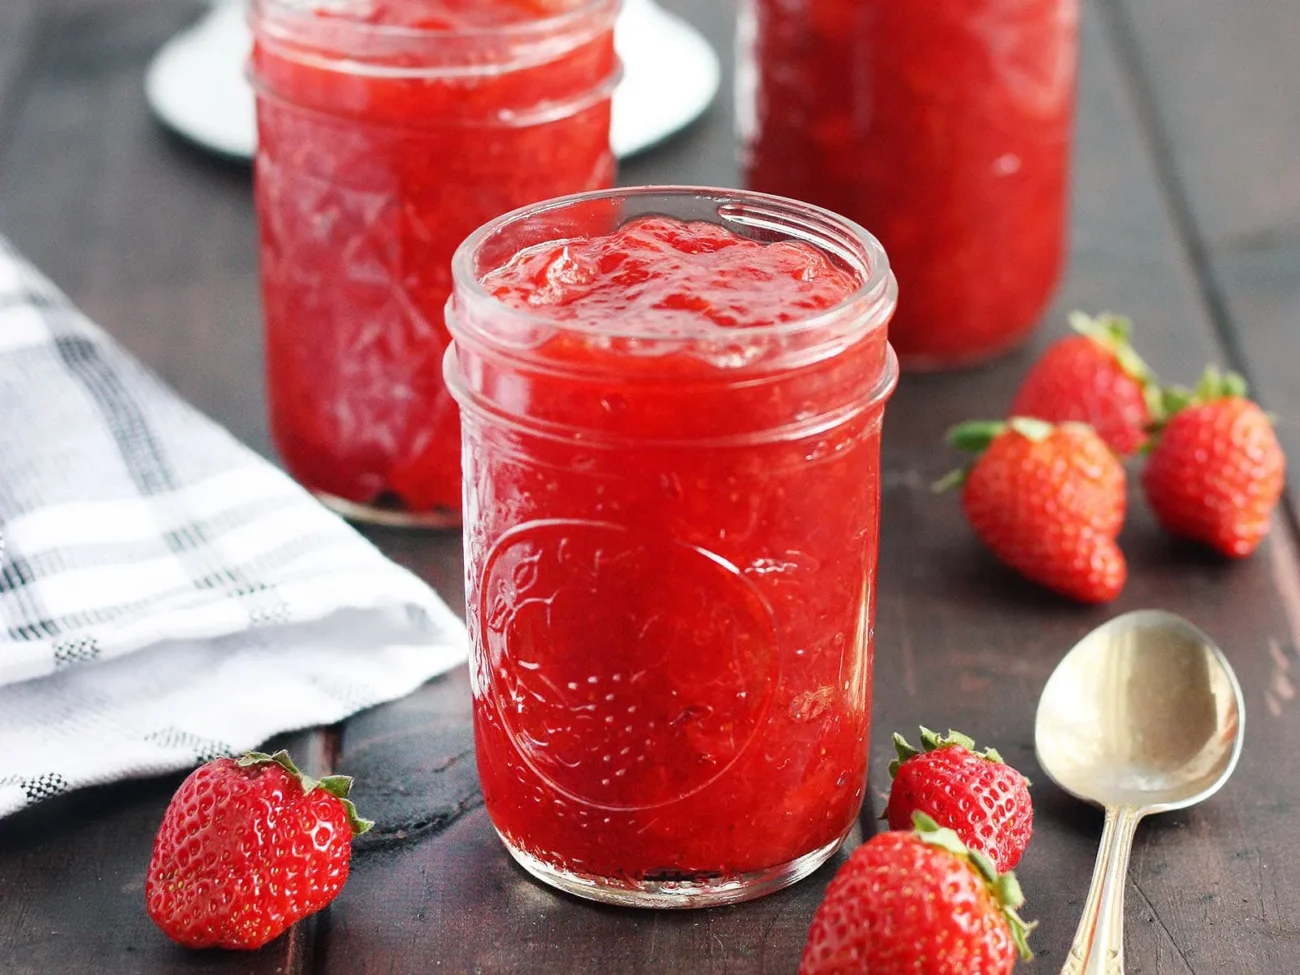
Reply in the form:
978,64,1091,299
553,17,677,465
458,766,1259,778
0,237,468,817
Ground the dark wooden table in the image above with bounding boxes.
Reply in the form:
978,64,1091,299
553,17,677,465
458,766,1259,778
3,1,1299,972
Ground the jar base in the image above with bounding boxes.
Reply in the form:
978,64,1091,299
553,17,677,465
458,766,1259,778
312,491,461,530
498,828,851,909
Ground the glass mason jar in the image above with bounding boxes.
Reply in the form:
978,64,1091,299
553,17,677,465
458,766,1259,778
739,0,1078,369
249,0,620,526
444,187,899,907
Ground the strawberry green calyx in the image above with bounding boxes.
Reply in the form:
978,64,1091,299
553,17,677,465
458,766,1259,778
937,419,1042,492
317,776,375,837
888,726,1005,778
912,812,1037,960
1148,366,1258,446
937,417,1072,491
1202,367,1249,401
1070,311,1164,422
1070,311,1157,386
236,750,374,836
1175,365,1249,410
1006,416,1057,442
946,419,1008,455
948,417,1054,453
1069,310,1133,352
931,466,971,493
237,749,317,789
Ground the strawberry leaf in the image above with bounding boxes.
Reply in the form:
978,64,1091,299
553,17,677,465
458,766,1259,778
316,775,375,835
912,811,969,859
912,811,1037,961
946,420,1007,454
918,726,944,750
1069,309,1133,345
1145,382,1170,425
931,467,969,493
1004,906,1037,962
941,421,1017,491
1192,365,1250,402
921,726,976,752
237,749,317,793
994,870,1026,911
923,726,1005,762
894,727,1029,784
1151,366,1255,440
337,797,375,837
317,774,354,798
236,752,374,836
1147,383,1194,439
1072,310,1161,444
1162,384,1195,414
1196,366,1222,400
1070,310,1157,388
888,732,923,778
1224,370,1249,399
1007,416,1055,442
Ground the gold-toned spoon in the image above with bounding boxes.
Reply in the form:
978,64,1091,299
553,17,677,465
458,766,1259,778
1035,610,1244,975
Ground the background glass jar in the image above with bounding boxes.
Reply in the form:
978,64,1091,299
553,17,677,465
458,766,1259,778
739,0,1078,369
249,0,620,526
444,187,898,907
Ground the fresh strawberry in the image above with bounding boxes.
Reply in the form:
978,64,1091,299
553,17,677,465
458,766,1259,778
146,750,373,950
941,417,1127,603
1010,311,1159,456
799,813,1034,975
1142,368,1285,557
885,727,1033,872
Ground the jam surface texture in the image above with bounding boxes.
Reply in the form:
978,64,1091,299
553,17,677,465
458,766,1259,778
481,215,860,329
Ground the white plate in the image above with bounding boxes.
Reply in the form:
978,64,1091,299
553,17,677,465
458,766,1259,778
144,0,721,161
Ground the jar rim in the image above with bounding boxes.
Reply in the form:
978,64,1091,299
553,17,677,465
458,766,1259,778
450,185,897,344
251,0,622,45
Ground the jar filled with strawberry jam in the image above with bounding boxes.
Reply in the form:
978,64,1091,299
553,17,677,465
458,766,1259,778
444,187,899,906
739,0,1078,369
249,0,620,525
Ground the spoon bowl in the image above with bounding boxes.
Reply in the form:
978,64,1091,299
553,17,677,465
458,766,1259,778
1034,609,1244,975
1036,609,1244,812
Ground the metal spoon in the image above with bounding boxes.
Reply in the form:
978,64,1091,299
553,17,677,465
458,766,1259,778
1034,610,1244,975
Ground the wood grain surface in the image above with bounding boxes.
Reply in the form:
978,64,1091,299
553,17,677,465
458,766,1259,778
1108,0,1300,247
1,1,1298,973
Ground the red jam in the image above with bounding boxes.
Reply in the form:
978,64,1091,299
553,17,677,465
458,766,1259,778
740,0,1078,368
250,0,618,523
481,217,861,327
447,195,898,905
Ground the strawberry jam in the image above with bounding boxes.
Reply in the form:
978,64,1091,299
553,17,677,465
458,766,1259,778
739,0,1078,368
445,188,899,906
250,0,619,525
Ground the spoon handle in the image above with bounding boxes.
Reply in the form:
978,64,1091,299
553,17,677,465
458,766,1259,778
1060,805,1142,975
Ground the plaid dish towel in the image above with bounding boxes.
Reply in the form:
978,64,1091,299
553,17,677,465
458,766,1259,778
0,237,467,817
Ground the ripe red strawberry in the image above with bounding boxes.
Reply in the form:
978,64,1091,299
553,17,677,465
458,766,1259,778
799,813,1034,975
1010,311,1159,456
146,750,373,950
1142,368,1285,557
941,417,1127,603
885,727,1033,872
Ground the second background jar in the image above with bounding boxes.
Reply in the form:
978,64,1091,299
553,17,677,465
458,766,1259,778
738,0,1079,370
250,0,621,527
